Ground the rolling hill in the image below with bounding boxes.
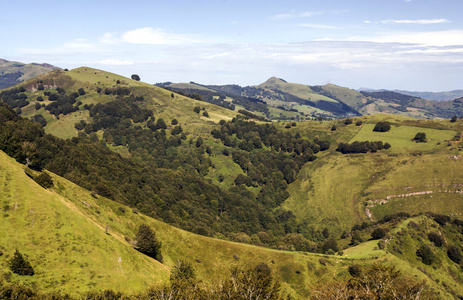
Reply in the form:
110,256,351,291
159,78,463,120
0,58,60,89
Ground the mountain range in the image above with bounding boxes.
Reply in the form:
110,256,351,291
0,58,60,89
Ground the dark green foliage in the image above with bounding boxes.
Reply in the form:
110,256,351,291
331,125,336,131
35,172,53,188
348,264,362,277
131,74,140,81
355,120,363,126
371,227,387,240
450,115,458,122
78,88,86,96
427,232,444,247
416,245,434,265
9,250,34,276
433,214,451,226
203,111,209,118
193,106,201,113
171,125,183,135
373,121,391,132
447,245,462,264
93,183,113,199
135,224,162,262
344,118,353,125
31,114,47,127
337,141,389,154
321,238,338,253
171,118,178,125
413,132,427,143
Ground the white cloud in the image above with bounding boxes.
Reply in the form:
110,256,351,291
380,19,450,25
121,27,201,45
273,11,323,20
96,59,133,65
351,30,463,46
299,24,340,29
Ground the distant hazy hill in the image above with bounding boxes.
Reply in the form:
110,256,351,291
394,89,463,101
159,77,463,119
0,58,60,89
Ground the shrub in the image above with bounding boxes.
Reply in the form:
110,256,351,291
78,88,86,96
34,172,53,188
371,227,387,240
373,121,391,132
427,232,444,247
348,264,362,277
344,118,353,125
171,119,178,125
450,116,458,122
447,245,462,264
416,245,434,265
9,250,34,276
193,106,201,113
331,125,337,131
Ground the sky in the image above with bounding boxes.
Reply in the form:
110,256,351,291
1,0,462,91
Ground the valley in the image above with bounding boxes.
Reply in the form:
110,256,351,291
1,66,463,298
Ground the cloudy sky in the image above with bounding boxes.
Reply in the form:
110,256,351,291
1,0,462,91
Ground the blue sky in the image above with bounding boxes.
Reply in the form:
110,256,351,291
1,0,462,91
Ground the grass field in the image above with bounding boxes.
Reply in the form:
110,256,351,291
350,123,456,154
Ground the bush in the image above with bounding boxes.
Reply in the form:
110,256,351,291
78,88,86,96
447,245,462,264
413,132,427,143
171,119,178,125
371,227,387,240
373,121,391,132
344,118,353,125
9,250,34,276
348,264,362,277
34,172,53,188
416,245,434,265
428,232,444,247
193,106,201,113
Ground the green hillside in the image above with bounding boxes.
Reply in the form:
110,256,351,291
284,115,463,234
0,150,458,298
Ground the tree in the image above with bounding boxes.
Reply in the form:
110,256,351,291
171,119,178,125
373,121,391,132
193,106,201,113
78,88,86,96
344,118,353,125
9,250,34,276
203,111,209,118
131,74,140,81
135,224,162,262
371,227,387,239
450,115,458,122
413,132,427,143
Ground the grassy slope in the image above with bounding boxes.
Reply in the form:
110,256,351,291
284,115,463,234
0,150,452,298
18,67,238,139
257,77,337,103
0,150,377,298
316,84,366,109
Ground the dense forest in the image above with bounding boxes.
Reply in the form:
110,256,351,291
0,83,333,250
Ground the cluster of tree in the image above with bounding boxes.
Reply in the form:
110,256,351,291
336,140,391,154
413,132,427,143
0,86,29,109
